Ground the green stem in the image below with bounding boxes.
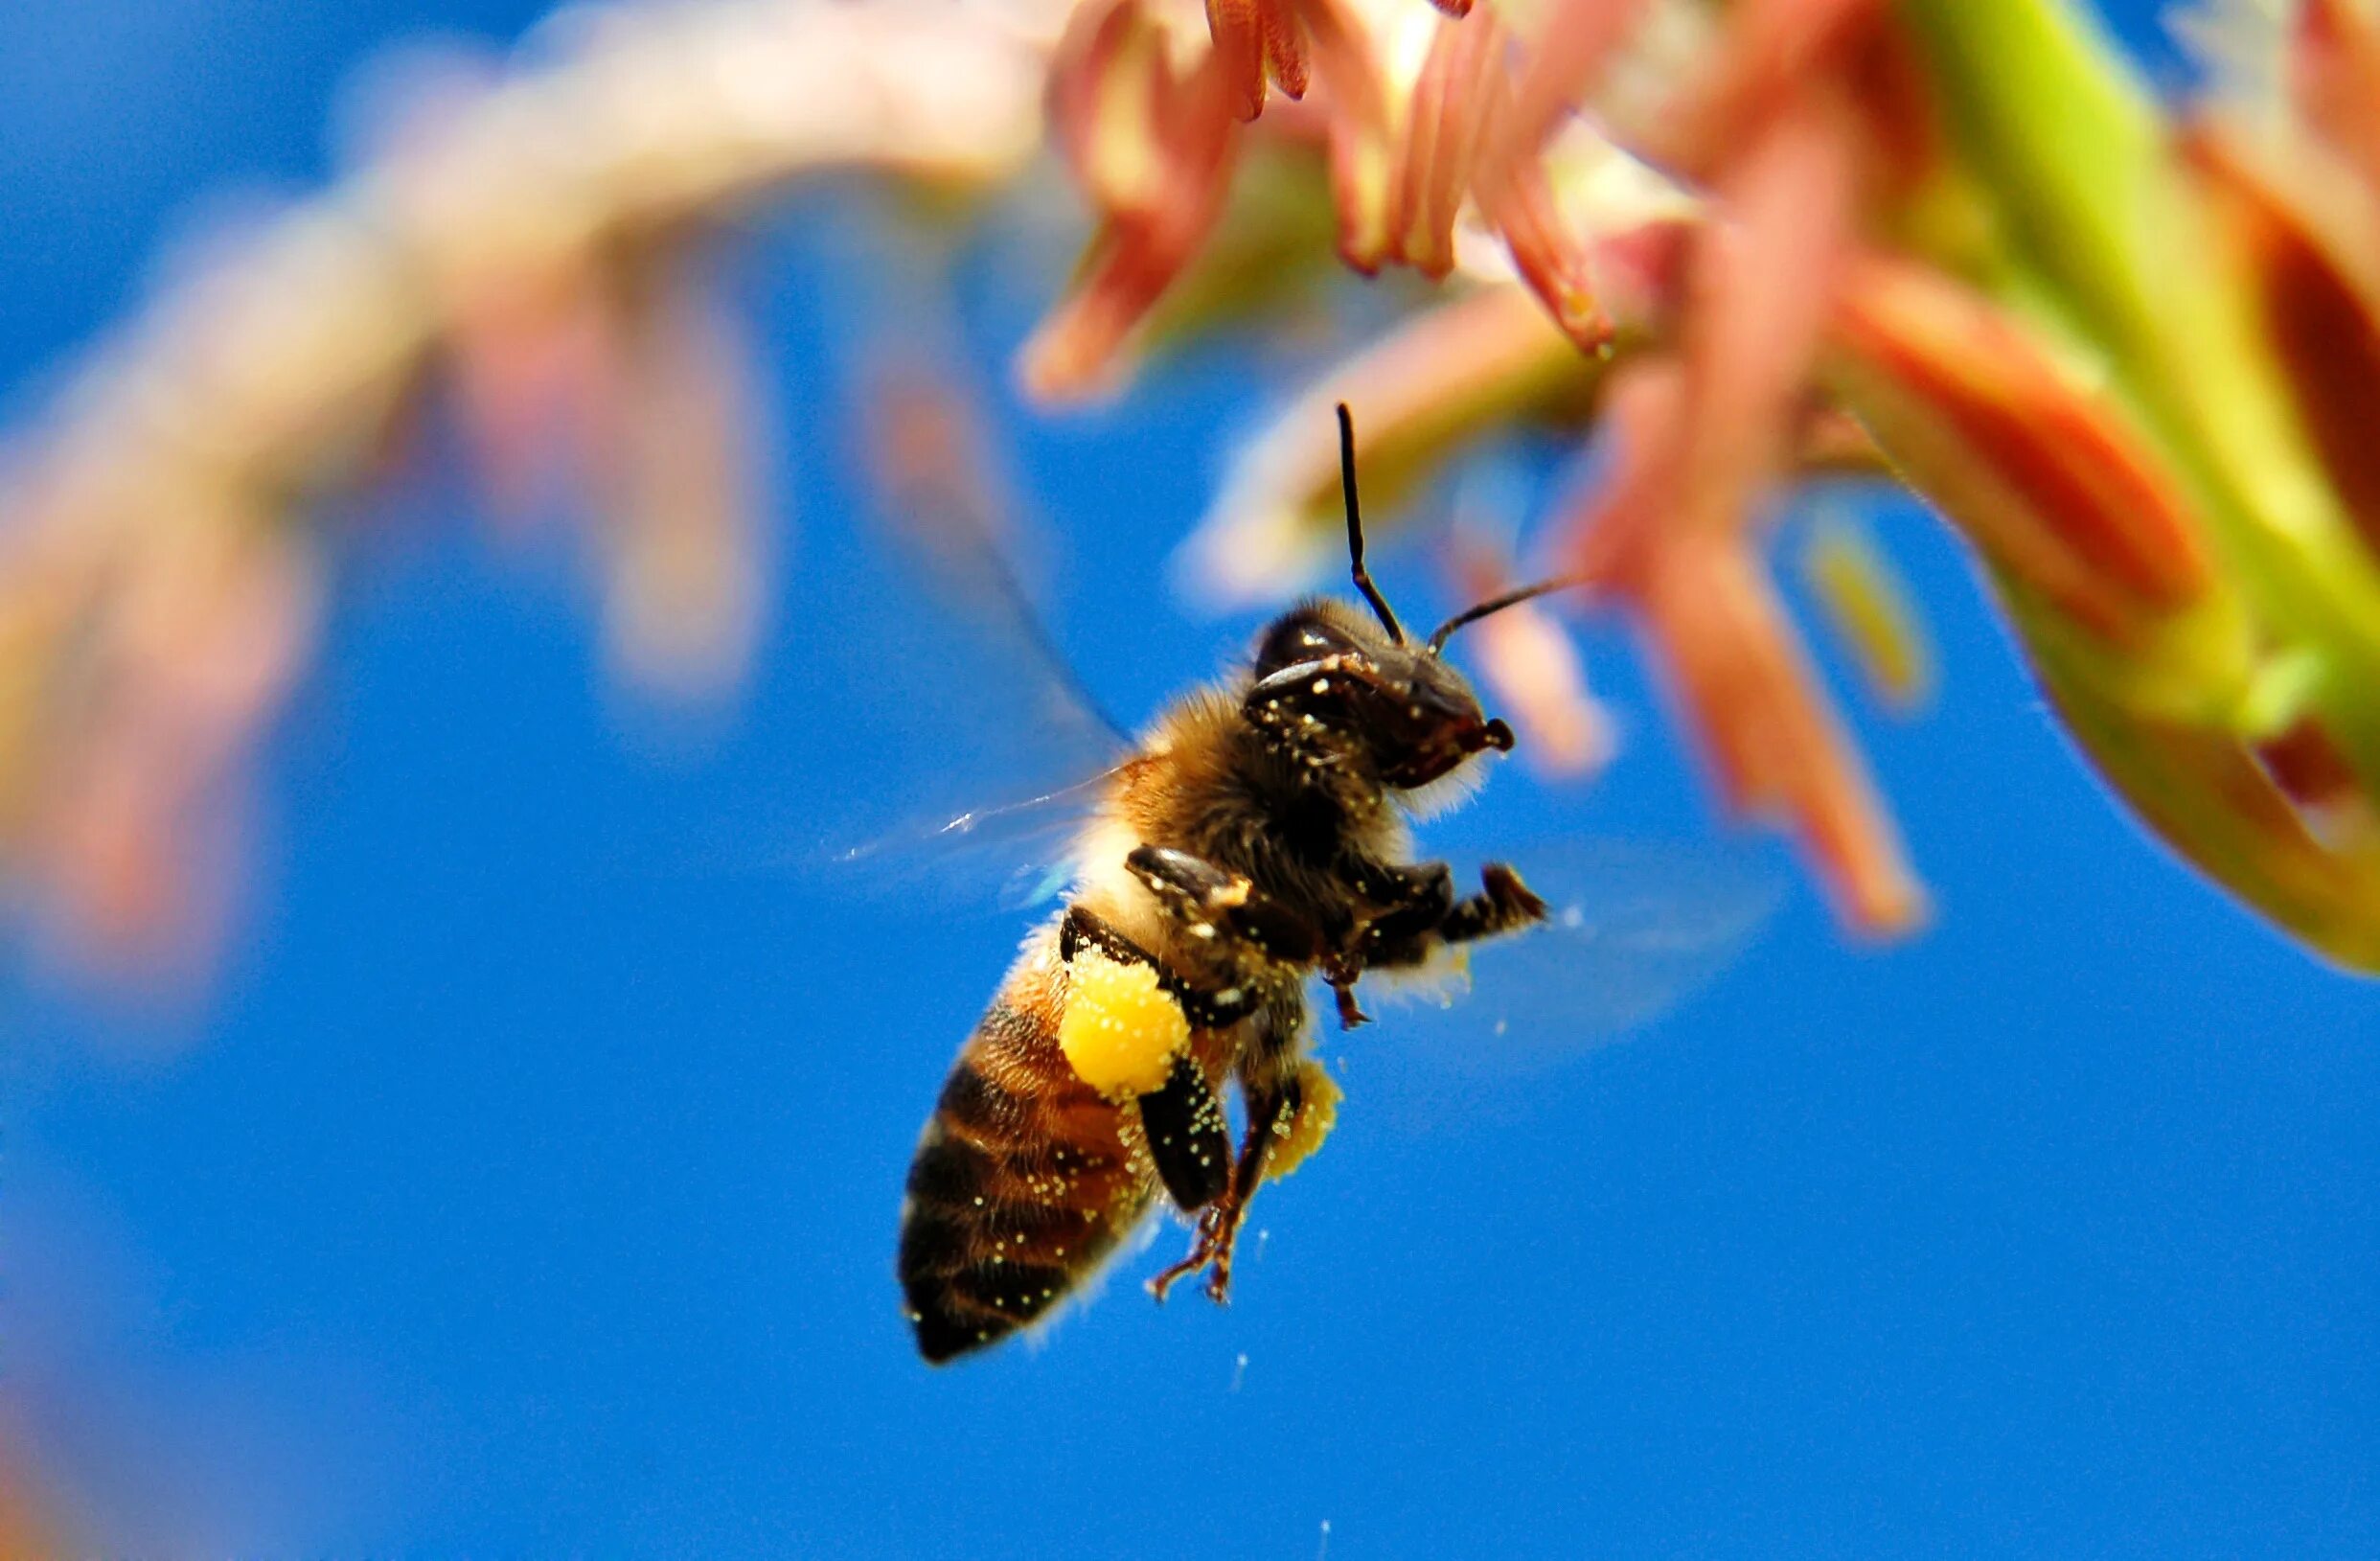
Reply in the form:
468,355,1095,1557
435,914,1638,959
1893,0,2380,785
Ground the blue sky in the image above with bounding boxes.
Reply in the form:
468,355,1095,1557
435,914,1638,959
0,2,2372,1556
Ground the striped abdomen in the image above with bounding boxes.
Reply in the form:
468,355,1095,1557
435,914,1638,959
899,947,1154,1363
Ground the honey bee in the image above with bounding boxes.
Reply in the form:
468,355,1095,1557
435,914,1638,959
897,405,1583,1363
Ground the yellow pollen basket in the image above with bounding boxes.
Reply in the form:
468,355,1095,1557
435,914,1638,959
1057,947,1191,1099
1265,1059,1341,1180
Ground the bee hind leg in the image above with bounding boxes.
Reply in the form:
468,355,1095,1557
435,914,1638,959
1137,1050,1233,1214
1060,906,1262,1030
1143,1082,1270,1306
1058,905,1253,1217
1147,1069,1300,1306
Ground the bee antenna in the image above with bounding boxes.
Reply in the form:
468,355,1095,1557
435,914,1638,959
1427,571,1590,654
1337,402,1405,644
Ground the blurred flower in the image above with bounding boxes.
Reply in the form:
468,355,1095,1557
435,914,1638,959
0,0,1046,979
6,0,2380,977
1023,0,1703,398
0,1431,64,1560
1796,506,1935,715
1176,281,1611,599
1019,0,1245,397
1085,0,2380,963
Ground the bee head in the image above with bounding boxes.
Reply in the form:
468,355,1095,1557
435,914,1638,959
1242,403,1587,792
1247,600,1512,789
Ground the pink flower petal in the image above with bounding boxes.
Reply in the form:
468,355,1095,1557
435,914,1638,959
1561,357,1926,934
1829,254,2211,637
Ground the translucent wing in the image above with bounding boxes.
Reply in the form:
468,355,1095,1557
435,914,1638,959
818,762,1130,914
1356,838,1786,1073
659,693,1123,914
653,351,1133,913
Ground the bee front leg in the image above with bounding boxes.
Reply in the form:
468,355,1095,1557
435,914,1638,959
1346,860,1453,962
1440,863,1550,945
1358,861,1548,970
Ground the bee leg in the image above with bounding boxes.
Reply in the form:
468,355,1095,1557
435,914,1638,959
1151,1017,1305,1305
1346,861,1454,971
1375,861,1456,930
1124,845,1328,965
1136,1050,1233,1215
1200,1064,1304,1304
1440,862,1550,944
1146,1216,1222,1304
1142,1043,1279,1302
1321,953,1370,1029
1060,906,1262,1029
1059,902,1159,969
1125,843,1366,1026
1145,1174,1253,1305
1360,861,1547,969
1058,903,1261,1220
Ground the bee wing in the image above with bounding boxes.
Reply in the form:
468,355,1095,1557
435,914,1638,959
819,762,1130,914
657,356,1133,913
665,611,1126,910
1359,838,1786,1072
799,368,1136,910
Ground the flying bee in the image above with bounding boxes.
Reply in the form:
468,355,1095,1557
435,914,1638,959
898,404,1589,1363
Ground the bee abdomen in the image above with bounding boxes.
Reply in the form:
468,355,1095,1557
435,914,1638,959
899,1008,1150,1364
